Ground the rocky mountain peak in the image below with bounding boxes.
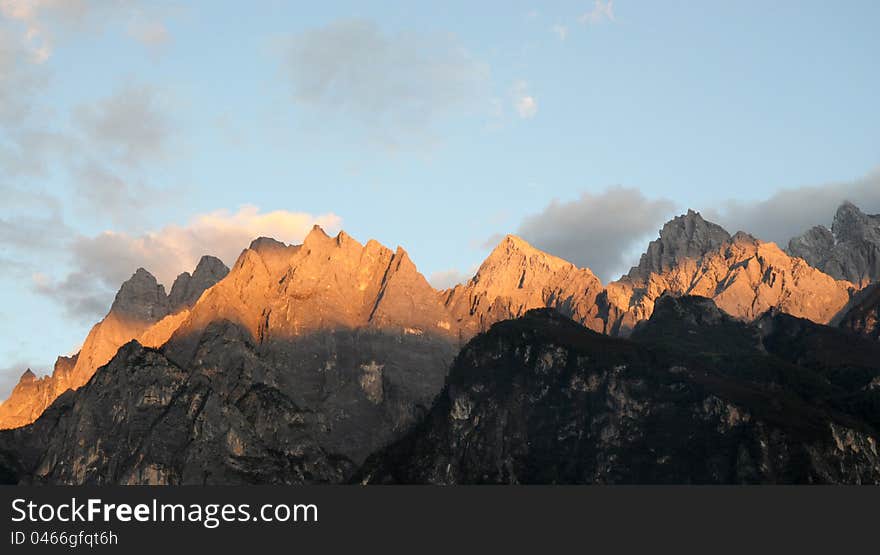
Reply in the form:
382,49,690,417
787,202,880,286
192,255,228,278
627,210,731,280
477,234,576,282
109,268,170,322
832,201,879,241
19,369,36,383
248,236,289,254
303,224,331,248
787,225,834,260
441,234,606,336
168,256,230,311
729,230,760,246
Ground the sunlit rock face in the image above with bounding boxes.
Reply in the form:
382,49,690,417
358,304,880,485
0,258,228,430
163,226,463,361
604,213,854,336
788,202,880,287
441,234,607,336
0,358,75,430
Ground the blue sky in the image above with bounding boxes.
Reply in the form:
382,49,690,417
2,1,879,396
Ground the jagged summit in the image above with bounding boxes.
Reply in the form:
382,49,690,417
606,212,853,336
627,209,731,280
834,201,871,235
787,201,880,286
19,369,36,383
168,255,230,311
193,255,228,275
496,233,539,252
248,236,292,253
109,268,169,321
442,233,606,336
303,223,331,246
163,227,451,370
730,230,760,244
474,234,581,285
0,255,229,430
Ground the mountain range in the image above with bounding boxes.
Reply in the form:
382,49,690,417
1,202,879,484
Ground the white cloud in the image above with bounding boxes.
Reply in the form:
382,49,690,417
551,24,568,41
0,183,70,251
578,0,615,25
282,18,490,149
512,81,537,119
33,206,343,319
0,0,172,62
0,31,45,127
127,19,169,48
429,268,472,290
74,84,171,167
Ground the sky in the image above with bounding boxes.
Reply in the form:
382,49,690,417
1,0,880,398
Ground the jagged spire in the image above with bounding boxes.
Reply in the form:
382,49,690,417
109,268,170,321
627,210,731,280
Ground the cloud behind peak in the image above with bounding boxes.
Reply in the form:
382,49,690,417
514,186,675,283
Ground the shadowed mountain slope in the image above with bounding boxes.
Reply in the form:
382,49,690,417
357,303,880,485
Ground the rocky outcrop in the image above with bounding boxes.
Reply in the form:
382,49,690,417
788,202,880,286
358,306,880,484
168,255,229,311
837,283,880,341
0,339,355,485
165,227,461,358
626,209,731,280
0,257,228,430
441,235,607,336
606,222,854,335
0,362,71,430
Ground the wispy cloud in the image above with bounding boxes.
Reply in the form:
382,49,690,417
282,18,490,150
74,84,171,167
578,0,615,26
512,80,537,119
551,24,568,41
0,0,172,62
127,19,169,48
429,268,472,290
